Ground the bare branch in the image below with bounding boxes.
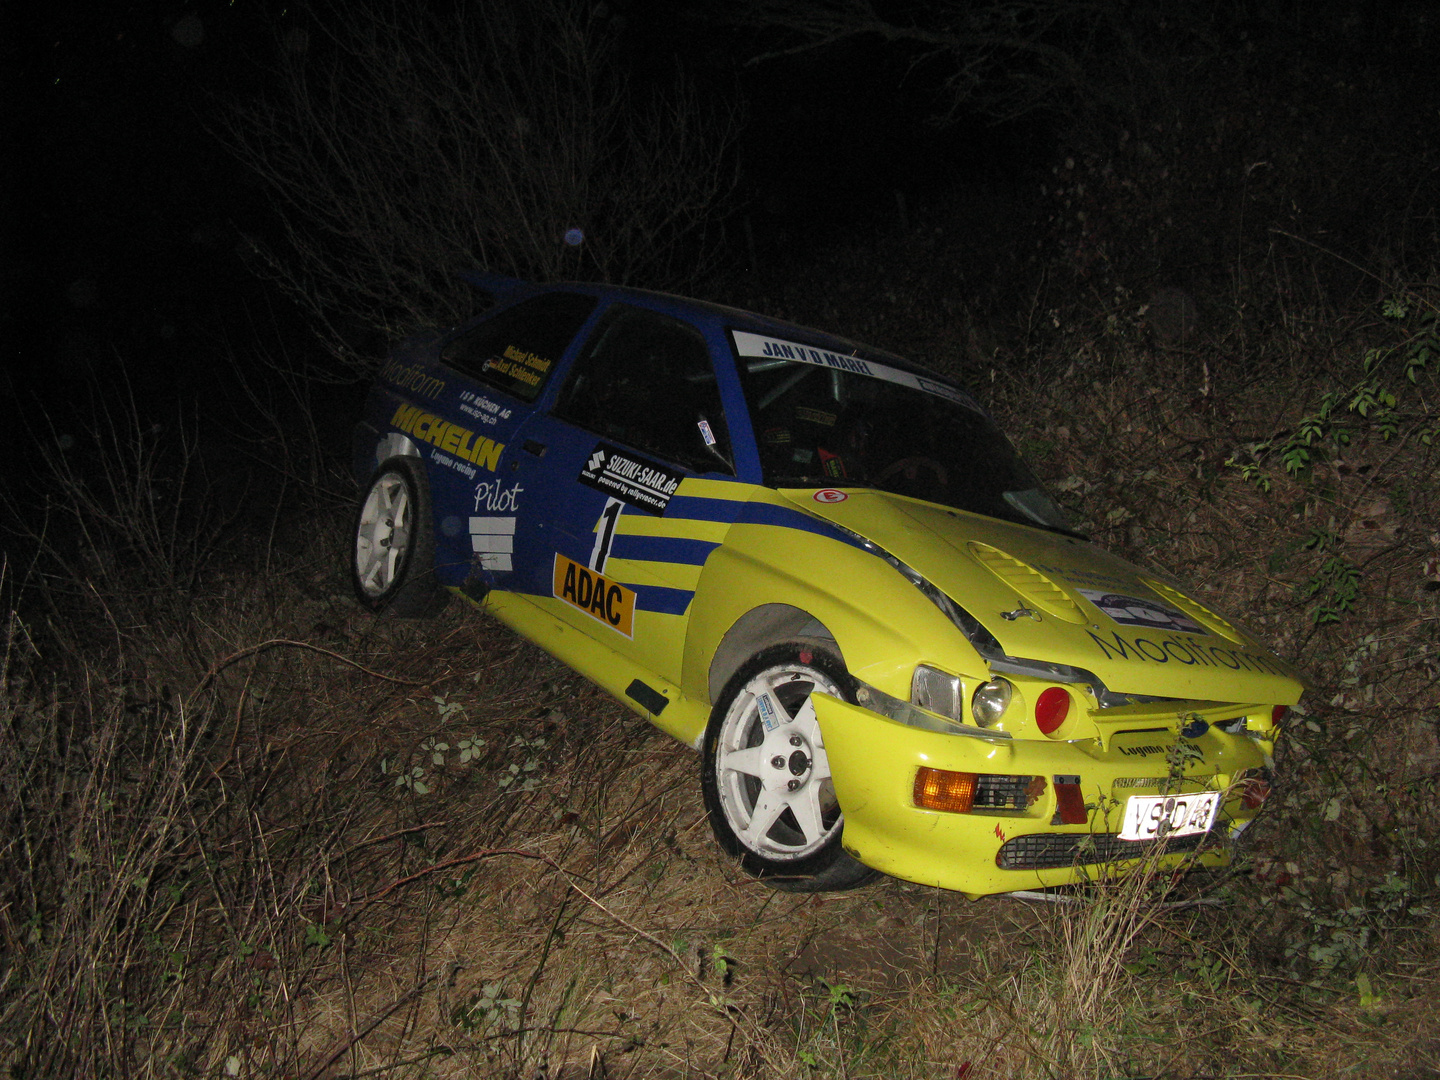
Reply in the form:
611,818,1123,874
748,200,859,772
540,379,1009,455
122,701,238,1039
722,0,1219,126
219,0,740,376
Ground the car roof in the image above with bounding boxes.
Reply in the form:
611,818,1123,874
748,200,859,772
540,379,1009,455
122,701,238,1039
458,271,931,378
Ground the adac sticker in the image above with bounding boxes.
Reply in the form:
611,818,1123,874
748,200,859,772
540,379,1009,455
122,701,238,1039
813,488,848,504
577,442,681,516
553,553,636,637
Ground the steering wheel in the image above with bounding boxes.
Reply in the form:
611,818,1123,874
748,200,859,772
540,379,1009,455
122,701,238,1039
875,456,948,491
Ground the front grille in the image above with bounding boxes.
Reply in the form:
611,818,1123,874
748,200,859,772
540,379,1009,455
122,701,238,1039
973,774,1037,810
996,830,1214,870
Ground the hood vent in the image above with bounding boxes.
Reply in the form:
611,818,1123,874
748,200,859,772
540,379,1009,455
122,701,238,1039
968,543,1087,624
1140,577,1244,643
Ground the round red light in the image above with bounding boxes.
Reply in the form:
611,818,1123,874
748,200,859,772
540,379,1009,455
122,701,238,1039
1271,705,1289,727
1035,687,1070,735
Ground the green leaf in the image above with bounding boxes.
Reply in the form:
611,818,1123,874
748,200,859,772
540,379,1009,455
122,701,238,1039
1357,973,1380,1008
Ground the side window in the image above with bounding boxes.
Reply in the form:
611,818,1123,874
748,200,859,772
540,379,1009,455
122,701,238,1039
554,305,732,474
440,292,598,402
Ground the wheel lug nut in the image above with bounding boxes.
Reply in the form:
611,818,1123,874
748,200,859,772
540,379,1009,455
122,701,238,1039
771,756,786,769
789,735,803,747
787,779,800,791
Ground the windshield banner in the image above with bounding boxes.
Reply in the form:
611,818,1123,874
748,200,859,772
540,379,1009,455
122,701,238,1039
730,330,980,411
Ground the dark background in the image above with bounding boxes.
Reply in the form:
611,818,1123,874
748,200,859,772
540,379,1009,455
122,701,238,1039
3,0,1016,405
6,0,1439,418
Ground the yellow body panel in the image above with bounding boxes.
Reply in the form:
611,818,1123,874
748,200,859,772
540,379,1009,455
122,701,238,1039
816,693,1268,897
779,489,1306,704
480,588,713,746
470,481,1300,896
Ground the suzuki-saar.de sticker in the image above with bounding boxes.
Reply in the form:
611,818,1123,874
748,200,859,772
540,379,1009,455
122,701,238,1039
577,442,681,516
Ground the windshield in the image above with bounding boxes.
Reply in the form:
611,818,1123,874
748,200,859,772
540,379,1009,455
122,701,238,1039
730,330,1070,531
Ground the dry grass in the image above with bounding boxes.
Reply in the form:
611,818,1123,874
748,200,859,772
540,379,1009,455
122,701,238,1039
6,506,1435,1078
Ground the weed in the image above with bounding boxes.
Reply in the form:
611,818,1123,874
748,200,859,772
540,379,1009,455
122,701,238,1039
452,982,522,1034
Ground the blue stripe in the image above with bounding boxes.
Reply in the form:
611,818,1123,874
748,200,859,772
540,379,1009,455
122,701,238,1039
736,501,863,546
663,494,862,548
611,534,720,566
632,583,695,615
663,495,748,523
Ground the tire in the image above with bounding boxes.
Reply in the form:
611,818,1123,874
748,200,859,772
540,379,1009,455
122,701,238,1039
351,457,448,616
701,643,878,892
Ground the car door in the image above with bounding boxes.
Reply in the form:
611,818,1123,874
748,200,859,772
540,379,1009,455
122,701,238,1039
427,290,600,597
507,301,743,682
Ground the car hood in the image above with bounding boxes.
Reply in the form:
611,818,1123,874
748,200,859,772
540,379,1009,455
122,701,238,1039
778,488,1306,703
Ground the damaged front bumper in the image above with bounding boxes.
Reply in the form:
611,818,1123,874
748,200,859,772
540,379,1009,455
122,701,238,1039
815,692,1274,898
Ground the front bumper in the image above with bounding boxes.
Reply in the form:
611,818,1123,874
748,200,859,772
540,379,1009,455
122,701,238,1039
816,694,1271,897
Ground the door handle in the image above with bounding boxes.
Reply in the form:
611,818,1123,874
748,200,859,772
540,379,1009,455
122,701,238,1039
523,439,547,458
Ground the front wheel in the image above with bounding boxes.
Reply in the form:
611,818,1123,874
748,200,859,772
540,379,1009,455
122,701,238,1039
351,457,447,616
701,643,877,892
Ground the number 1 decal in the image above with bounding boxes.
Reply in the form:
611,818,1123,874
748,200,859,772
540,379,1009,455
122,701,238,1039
589,498,623,574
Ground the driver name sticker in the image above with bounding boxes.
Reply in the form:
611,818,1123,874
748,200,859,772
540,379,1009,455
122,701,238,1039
1077,589,1206,635
729,330,982,411
577,443,681,516
554,554,636,637
813,489,848,504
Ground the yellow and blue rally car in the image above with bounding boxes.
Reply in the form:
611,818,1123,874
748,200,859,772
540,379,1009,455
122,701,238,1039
351,274,1305,896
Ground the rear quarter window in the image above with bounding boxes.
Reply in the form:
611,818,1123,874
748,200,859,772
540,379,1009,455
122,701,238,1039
440,292,598,402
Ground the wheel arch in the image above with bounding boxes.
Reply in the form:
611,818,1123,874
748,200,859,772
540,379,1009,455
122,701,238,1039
707,603,841,705
372,432,422,469
683,535,962,710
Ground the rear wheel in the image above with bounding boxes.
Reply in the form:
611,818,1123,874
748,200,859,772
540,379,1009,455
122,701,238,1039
701,643,877,892
351,457,447,616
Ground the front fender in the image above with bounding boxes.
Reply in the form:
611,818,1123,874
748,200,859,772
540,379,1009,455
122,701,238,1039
680,509,987,708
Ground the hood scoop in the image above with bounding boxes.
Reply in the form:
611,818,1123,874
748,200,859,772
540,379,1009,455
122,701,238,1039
967,542,1088,625
1140,576,1245,643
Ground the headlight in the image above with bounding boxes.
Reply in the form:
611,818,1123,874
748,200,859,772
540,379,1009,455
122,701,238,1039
857,681,1010,741
911,664,963,721
971,677,1013,728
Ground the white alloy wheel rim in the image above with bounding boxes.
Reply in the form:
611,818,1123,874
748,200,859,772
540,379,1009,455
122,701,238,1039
355,472,412,598
715,664,842,861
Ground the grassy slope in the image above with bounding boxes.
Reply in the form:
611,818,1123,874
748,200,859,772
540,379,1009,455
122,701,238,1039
3,269,1439,1079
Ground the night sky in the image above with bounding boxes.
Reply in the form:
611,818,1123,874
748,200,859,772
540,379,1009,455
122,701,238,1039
7,0,1437,416
6,2,292,402
4,1,988,403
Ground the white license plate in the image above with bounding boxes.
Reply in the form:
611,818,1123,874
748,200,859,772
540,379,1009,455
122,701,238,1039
1118,791,1221,841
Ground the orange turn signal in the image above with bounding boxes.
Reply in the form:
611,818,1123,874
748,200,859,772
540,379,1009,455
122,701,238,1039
914,767,978,813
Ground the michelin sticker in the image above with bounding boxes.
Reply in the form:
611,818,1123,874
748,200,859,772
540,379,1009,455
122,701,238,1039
577,443,681,516
1078,589,1205,635
390,403,504,474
